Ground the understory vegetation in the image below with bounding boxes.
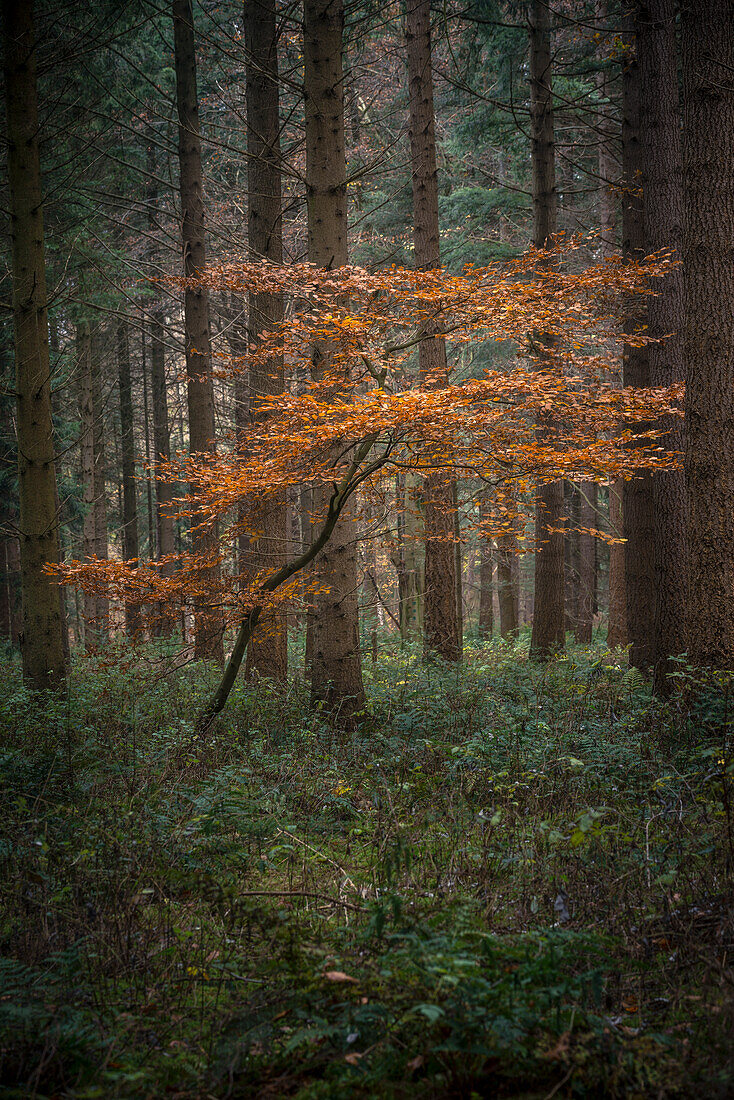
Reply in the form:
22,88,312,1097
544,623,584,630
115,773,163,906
1,637,732,1099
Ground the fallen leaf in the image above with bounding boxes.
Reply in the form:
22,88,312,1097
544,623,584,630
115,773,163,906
324,970,358,983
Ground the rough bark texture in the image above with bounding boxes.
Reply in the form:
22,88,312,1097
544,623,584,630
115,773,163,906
406,0,461,662
497,532,519,639
3,0,66,689
478,528,494,639
528,0,565,660
304,0,365,718
78,323,98,649
244,0,287,681
173,0,223,662
150,307,177,632
621,20,655,670
681,0,734,670
594,0,627,650
397,472,424,641
636,0,687,686
117,321,140,636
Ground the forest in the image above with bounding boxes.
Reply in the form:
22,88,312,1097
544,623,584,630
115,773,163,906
0,0,733,1095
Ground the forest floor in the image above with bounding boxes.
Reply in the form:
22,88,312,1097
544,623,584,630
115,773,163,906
0,635,732,1099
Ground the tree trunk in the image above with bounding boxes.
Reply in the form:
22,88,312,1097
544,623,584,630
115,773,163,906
636,0,687,687
497,532,519,639
576,482,596,644
117,320,140,636
173,0,223,663
243,0,287,681
150,308,177,634
78,322,98,650
478,505,494,640
2,0,66,689
596,1,627,650
621,18,655,671
91,330,109,638
682,0,734,670
304,0,365,718
528,0,565,660
406,0,461,662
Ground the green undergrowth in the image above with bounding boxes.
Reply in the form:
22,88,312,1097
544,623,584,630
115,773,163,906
0,636,732,1098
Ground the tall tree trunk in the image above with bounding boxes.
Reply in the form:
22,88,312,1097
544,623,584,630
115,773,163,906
172,0,223,663
681,0,734,670
243,0,287,681
528,0,565,660
150,308,177,634
597,0,627,650
78,322,98,650
497,532,519,639
140,320,156,561
406,0,461,662
576,483,596,643
399,472,424,640
304,0,365,718
91,330,109,638
636,0,687,687
621,19,655,670
117,320,140,636
478,494,494,639
2,0,66,689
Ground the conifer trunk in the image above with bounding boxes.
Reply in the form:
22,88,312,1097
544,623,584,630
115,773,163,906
637,0,687,687
117,320,140,636
244,0,287,681
173,0,223,663
596,1,627,651
528,0,565,660
681,0,734,670
406,0,461,662
3,0,66,689
304,0,365,718
621,20,655,670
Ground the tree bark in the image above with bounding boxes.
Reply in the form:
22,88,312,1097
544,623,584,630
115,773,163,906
636,0,687,687
304,0,365,718
528,0,565,660
173,0,223,663
117,320,140,636
681,0,734,670
243,0,287,681
621,18,655,671
497,532,519,639
596,1,627,651
576,482,597,643
406,0,461,662
2,0,66,689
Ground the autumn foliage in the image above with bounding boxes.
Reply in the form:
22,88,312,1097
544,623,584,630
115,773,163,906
57,239,681,646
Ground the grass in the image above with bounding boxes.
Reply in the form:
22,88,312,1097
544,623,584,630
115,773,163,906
0,632,732,1098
